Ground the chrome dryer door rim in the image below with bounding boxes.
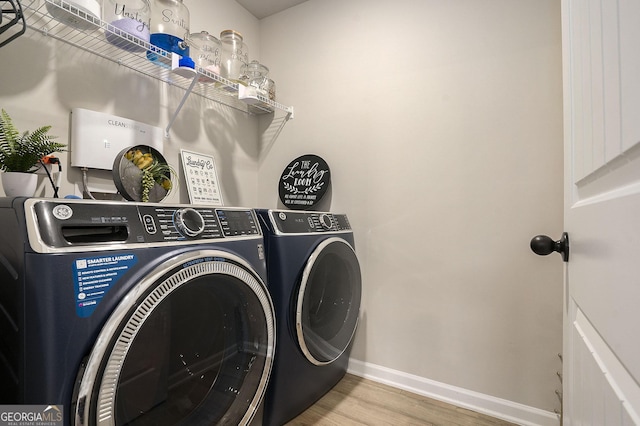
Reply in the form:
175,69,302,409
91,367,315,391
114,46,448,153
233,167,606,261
296,237,362,366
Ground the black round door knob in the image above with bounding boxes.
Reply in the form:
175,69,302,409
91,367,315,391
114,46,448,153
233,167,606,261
530,232,569,262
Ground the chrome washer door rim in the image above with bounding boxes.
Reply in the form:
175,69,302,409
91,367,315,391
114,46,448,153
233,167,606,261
74,249,275,426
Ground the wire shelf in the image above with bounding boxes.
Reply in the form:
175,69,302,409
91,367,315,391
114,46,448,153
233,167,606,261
20,0,294,120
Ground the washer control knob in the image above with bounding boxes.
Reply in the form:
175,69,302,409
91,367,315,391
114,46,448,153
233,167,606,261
319,214,333,230
174,208,205,237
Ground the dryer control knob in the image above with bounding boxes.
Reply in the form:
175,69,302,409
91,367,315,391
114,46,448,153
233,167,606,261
174,208,205,237
319,214,333,230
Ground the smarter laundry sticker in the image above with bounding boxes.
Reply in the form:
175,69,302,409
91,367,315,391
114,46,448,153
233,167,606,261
73,254,137,318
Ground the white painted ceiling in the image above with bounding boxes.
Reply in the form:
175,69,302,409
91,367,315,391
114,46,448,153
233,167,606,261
236,0,308,19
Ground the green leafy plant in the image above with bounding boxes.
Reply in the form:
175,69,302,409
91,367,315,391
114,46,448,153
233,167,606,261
124,148,175,202
0,109,67,173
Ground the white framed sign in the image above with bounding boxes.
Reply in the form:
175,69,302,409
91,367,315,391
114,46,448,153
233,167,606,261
180,149,224,205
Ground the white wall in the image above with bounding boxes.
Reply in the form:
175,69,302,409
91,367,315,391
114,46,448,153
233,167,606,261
257,0,564,415
0,0,261,205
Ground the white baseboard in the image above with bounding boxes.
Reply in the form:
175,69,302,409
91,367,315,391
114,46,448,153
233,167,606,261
347,359,559,426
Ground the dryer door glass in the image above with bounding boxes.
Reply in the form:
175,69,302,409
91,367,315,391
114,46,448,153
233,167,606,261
296,238,362,365
74,252,275,426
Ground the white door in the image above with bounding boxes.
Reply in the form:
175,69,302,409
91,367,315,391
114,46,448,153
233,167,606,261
562,0,640,424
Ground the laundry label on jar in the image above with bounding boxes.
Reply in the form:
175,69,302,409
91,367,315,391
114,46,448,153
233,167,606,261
279,154,331,210
73,253,137,318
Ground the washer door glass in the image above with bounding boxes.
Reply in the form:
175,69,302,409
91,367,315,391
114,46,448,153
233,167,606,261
296,237,362,365
74,251,275,426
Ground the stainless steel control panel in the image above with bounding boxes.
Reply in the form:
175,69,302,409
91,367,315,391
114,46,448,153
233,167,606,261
266,210,351,235
24,198,261,252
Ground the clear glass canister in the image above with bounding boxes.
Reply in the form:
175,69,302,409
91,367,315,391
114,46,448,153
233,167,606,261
103,0,150,52
265,78,276,101
188,31,222,83
219,30,248,85
147,0,190,66
243,60,269,97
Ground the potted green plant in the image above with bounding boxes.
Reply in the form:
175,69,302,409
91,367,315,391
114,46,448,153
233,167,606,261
0,109,67,197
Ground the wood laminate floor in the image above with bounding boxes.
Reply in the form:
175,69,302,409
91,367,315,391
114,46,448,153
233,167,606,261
285,374,518,426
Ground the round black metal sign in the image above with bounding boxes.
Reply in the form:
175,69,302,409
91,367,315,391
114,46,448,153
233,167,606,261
279,154,331,210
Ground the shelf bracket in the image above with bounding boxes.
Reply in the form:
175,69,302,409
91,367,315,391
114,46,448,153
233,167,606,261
165,53,198,138
261,107,294,150
271,108,294,143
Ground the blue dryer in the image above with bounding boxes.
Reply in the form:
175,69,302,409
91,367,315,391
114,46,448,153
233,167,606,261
256,209,362,426
0,197,275,426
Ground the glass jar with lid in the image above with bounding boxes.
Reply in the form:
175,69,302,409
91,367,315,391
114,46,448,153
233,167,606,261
188,31,222,83
103,0,151,52
264,78,276,101
147,0,190,67
219,29,248,85
243,60,269,97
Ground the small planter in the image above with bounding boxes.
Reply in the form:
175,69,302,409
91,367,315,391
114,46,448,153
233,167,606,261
1,172,38,197
0,109,66,195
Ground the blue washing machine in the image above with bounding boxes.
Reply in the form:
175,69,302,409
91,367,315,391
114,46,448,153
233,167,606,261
256,209,362,426
0,197,275,426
